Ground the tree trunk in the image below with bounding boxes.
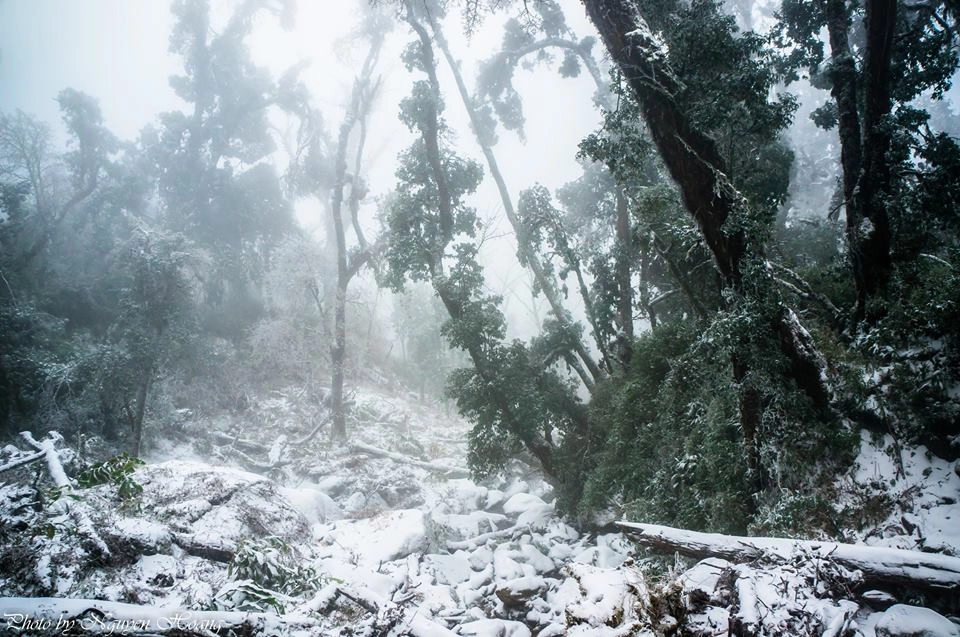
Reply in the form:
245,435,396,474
581,0,834,455
615,189,634,364
856,0,896,318
617,521,960,592
427,15,605,387
406,10,565,482
131,371,151,458
825,0,896,324
330,278,347,442
326,40,382,443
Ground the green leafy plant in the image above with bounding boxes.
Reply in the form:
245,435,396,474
76,453,145,501
226,536,325,605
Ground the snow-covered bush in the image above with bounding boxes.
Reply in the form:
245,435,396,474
215,536,325,613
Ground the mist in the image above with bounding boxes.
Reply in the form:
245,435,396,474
1,1,959,635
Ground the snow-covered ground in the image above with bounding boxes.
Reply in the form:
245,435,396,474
0,385,958,636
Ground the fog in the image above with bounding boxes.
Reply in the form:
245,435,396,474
2,1,959,634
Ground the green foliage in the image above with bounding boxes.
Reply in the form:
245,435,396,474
636,0,797,215
579,322,752,532
217,535,325,613
853,252,960,456
76,453,145,501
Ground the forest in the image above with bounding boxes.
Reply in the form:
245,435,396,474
1,0,959,635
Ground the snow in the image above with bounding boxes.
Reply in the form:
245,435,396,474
458,618,532,637
874,604,960,636
845,431,960,555
279,485,342,528
2,384,957,636
319,508,427,568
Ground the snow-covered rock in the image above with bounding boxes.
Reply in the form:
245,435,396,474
495,576,549,608
457,618,532,637
321,509,426,567
874,604,960,637
137,460,309,543
279,485,342,526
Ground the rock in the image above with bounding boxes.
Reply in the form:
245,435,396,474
679,557,731,600
321,509,427,567
503,493,547,516
502,493,554,530
494,548,530,581
343,492,367,515
518,544,556,574
428,510,508,545
137,461,309,544
875,604,960,637
105,518,172,557
458,618,532,637
495,576,549,608
279,486,342,526
364,492,389,514
860,589,898,610
425,552,473,585
469,545,494,571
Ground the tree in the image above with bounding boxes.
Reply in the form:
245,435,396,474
285,13,389,442
108,227,196,456
574,0,834,491
425,0,617,383
382,1,591,491
778,0,960,325
1,91,117,272
150,0,296,340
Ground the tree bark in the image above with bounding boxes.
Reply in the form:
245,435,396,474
615,189,634,363
327,39,382,443
130,371,151,458
825,0,896,324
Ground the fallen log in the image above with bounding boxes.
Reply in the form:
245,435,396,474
447,524,530,551
0,596,318,636
617,521,960,591
171,532,236,564
21,431,110,559
210,431,271,455
0,449,46,474
348,442,470,478
292,415,331,446
230,447,291,475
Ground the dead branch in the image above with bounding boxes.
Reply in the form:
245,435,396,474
20,431,110,559
348,442,470,478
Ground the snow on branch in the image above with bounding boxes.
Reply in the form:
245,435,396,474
19,431,111,558
348,442,470,478
617,521,960,591
0,597,318,636
0,449,46,474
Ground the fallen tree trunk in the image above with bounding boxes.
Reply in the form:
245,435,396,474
447,524,530,551
210,431,271,455
349,442,470,478
0,449,46,474
170,532,236,564
20,431,110,559
617,521,960,591
0,596,318,636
